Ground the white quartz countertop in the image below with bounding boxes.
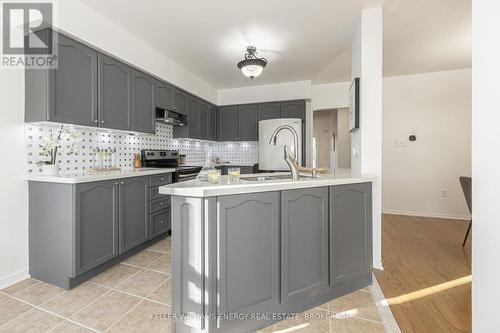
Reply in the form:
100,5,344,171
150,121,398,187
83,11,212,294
213,163,255,167
26,168,175,184
159,168,375,197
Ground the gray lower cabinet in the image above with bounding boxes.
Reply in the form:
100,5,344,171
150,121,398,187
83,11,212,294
281,187,329,303
330,183,372,286
217,192,280,328
171,183,373,333
217,105,238,141
28,174,173,290
119,177,149,253
98,53,132,130
74,180,119,276
25,32,99,126
131,70,155,133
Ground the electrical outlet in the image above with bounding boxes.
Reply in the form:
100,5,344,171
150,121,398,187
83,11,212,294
441,189,448,197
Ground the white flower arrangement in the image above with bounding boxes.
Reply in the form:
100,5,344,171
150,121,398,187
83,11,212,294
37,125,81,166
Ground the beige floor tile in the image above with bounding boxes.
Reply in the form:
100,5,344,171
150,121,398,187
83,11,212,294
107,300,171,333
148,237,171,253
123,250,164,268
316,290,382,322
0,308,63,333
115,269,168,298
0,278,40,295
330,316,385,333
0,294,32,325
147,277,171,305
89,264,140,288
262,310,331,333
40,282,109,317
70,290,141,331
146,253,171,274
52,321,95,333
12,281,64,306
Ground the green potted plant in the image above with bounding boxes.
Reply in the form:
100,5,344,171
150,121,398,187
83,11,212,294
37,125,80,176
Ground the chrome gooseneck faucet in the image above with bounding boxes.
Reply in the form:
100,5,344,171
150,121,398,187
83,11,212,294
269,125,300,180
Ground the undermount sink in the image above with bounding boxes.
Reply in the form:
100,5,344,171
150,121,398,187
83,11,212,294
241,175,292,182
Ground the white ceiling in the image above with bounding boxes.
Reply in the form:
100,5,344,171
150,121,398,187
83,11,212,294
79,0,471,89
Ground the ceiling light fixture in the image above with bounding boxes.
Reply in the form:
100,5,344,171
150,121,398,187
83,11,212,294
237,46,268,80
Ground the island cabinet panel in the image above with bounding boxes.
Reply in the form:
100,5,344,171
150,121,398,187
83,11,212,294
281,187,329,303
98,53,132,130
216,192,280,329
119,177,149,253
330,183,372,286
74,180,119,276
171,197,206,331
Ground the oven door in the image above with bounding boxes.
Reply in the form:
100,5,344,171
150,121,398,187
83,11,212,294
176,172,199,182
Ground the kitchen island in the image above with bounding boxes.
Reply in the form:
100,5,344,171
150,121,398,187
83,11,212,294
159,169,374,333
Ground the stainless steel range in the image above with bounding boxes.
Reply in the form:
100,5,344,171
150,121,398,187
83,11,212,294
141,149,201,182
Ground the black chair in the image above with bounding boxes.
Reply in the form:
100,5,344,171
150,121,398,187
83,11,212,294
459,176,472,247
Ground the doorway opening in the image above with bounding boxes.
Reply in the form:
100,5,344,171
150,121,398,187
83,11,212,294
312,108,351,169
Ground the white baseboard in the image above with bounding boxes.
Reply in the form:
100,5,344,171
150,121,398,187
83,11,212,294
0,268,29,291
382,209,470,221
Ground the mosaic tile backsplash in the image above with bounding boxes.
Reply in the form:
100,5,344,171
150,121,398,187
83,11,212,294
25,123,259,175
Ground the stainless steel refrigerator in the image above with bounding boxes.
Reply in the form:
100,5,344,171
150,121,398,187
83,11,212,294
258,118,302,171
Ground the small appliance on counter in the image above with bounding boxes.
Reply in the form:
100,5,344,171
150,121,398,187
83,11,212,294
141,149,202,182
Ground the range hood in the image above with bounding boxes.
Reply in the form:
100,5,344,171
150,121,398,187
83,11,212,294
155,107,188,126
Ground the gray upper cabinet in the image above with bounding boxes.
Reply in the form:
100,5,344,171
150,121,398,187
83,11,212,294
188,96,200,138
217,192,280,328
98,53,132,131
174,89,188,114
199,102,209,139
74,180,119,276
156,80,175,110
281,187,329,303
25,32,98,126
218,106,238,141
280,100,306,120
131,70,155,134
208,105,217,141
237,104,258,141
257,102,280,121
119,177,149,254
330,183,372,286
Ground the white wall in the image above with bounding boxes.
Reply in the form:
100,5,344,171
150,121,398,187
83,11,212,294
472,1,500,331
383,69,471,219
311,82,350,111
0,70,28,289
56,0,217,103
217,80,311,105
350,8,383,270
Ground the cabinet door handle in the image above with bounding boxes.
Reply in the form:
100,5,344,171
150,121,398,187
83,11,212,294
160,220,165,224
94,119,99,124
101,120,105,124
114,182,119,185
160,202,164,206
120,181,124,185
160,178,164,181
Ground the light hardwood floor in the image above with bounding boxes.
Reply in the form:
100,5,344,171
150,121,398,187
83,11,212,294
375,214,471,333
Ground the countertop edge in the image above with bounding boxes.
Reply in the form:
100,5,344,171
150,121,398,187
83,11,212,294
160,175,375,198
25,168,176,184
